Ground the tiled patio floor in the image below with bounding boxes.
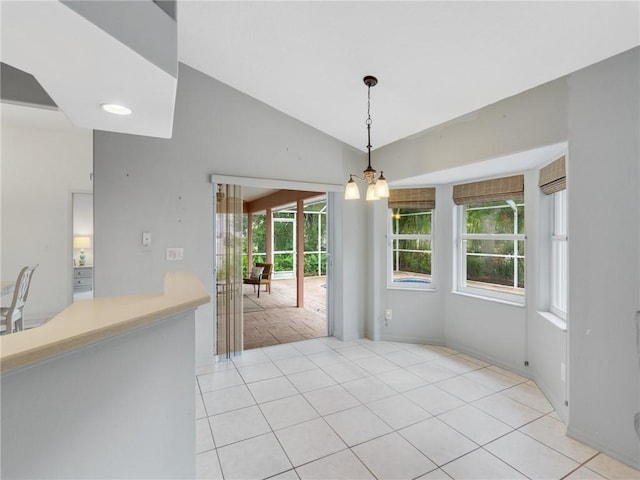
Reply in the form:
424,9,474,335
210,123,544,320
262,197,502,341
243,277,327,350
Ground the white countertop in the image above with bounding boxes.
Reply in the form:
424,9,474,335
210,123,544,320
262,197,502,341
1,271,210,373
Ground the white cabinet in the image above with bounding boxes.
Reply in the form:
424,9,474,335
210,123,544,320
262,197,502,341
73,266,93,292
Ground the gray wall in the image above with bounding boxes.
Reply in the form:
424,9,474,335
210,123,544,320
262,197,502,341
1,311,196,479
94,63,367,364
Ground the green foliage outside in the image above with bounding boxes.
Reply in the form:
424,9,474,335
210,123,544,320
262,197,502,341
395,250,431,275
466,200,525,234
241,213,267,277
466,255,525,288
465,200,525,288
391,209,432,275
274,253,294,271
242,201,327,277
305,253,327,276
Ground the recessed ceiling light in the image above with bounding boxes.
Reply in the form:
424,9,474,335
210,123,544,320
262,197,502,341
100,103,132,115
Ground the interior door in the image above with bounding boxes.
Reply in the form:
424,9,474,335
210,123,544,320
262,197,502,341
215,184,243,357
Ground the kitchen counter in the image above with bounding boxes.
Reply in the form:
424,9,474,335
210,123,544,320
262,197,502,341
0,271,210,374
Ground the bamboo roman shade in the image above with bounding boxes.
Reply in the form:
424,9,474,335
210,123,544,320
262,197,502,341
453,175,524,205
388,188,436,209
539,156,566,195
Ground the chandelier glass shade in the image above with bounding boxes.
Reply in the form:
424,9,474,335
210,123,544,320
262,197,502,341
345,75,389,201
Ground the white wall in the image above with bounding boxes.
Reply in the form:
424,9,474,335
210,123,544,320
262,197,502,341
375,79,569,183
1,310,196,479
93,64,367,363
378,187,446,344
527,174,569,421
374,77,569,375
566,48,640,467
92,49,639,467
1,104,93,322
370,47,639,467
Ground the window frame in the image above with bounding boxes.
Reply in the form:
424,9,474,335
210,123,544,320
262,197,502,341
456,200,526,304
550,189,568,319
387,207,434,291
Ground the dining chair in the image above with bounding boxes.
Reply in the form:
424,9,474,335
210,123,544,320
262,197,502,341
1,264,38,334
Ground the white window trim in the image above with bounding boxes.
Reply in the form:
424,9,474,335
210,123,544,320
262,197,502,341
387,209,434,291
549,189,568,319
455,204,526,305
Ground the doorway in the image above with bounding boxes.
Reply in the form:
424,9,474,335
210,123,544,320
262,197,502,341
71,192,93,302
243,196,328,349
212,175,340,357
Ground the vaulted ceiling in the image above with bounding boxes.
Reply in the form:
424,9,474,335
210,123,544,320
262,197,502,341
2,1,639,150
177,1,639,150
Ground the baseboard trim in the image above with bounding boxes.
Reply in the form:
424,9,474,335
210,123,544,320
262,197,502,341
567,425,640,470
379,334,445,346
531,374,568,424
444,341,531,379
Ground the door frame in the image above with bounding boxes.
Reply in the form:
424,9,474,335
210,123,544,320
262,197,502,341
70,190,94,304
211,174,342,355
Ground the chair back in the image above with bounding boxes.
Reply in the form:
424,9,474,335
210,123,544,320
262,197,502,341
255,262,273,279
3,265,38,331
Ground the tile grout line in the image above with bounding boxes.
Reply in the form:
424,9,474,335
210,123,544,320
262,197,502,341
557,452,604,480
197,338,613,480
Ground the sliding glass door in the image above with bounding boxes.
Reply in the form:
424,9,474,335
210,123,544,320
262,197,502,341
214,184,243,357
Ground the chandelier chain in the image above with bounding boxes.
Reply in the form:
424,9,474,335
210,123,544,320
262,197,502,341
366,83,373,159
366,84,372,126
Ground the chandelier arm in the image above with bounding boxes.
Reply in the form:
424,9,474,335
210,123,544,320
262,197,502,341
348,173,367,182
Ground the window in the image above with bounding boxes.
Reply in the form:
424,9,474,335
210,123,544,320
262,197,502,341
243,213,267,277
550,189,568,318
387,188,435,289
454,175,526,303
273,211,295,275
389,208,433,288
539,155,567,319
458,200,525,301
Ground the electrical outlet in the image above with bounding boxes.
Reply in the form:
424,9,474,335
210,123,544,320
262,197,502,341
166,247,184,261
385,309,392,321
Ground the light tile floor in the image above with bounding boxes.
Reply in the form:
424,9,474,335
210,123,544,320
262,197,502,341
196,338,639,480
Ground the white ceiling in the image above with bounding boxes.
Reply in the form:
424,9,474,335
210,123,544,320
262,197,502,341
1,1,177,138
0,102,81,131
1,2,638,152
178,1,640,150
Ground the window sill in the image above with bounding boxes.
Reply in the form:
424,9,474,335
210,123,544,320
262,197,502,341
451,290,525,308
538,311,567,332
387,285,436,293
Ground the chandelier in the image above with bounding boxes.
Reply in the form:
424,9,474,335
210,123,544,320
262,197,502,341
344,75,389,201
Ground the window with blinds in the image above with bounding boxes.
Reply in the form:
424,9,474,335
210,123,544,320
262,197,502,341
454,176,526,303
540,156,568,319
388,188,435,290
